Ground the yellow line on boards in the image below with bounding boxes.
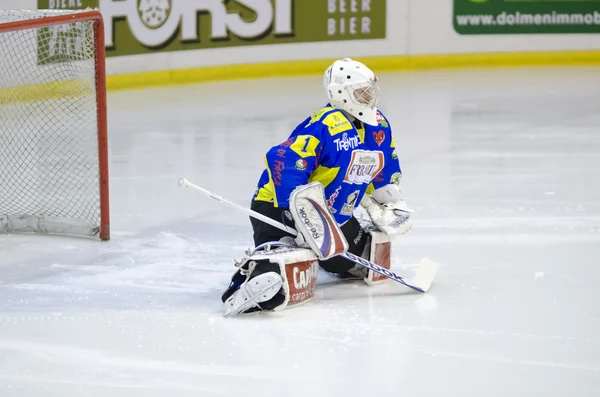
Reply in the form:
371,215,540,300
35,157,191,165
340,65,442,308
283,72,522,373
409,50,600,70
0,80,93,105
1,50,599,103
106,50,600,92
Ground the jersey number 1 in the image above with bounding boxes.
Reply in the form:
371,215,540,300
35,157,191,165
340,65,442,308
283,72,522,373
301,137,310,153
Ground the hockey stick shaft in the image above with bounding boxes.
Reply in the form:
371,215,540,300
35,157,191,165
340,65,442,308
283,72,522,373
178,178,297,236
179,177,432,293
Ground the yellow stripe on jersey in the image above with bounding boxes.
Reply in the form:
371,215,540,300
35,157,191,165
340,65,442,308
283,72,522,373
356,126,365,143
309,165,340,188
260,155,278,206
309,106,334,125
366,182,375,194
322,112,353,136
255,185,274,203
391,137,396,148
290,135,321,158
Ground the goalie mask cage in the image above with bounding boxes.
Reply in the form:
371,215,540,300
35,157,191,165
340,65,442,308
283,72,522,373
0,10,109,240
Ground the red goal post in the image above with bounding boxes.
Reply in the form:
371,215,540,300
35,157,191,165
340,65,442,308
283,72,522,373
0,10,109,240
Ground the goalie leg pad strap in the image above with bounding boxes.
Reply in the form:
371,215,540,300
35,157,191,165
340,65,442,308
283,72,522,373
222,243,319,316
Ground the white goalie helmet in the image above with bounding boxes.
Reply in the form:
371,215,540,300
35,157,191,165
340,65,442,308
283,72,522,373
324,58,380,126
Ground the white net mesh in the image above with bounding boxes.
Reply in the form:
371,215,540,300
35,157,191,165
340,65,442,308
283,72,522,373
0,10,104,239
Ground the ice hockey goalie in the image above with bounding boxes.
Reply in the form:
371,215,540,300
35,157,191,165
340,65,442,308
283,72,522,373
221,58,413,317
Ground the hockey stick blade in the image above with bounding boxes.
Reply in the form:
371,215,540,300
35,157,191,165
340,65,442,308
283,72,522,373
343,252,438,293
412,257,439,292
179,177,437,293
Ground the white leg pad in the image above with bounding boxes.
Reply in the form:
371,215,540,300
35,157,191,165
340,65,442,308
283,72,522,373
223,243,320,316
283,251,320,308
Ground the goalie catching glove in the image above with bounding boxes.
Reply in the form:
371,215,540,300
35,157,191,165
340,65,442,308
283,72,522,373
360,184,413,235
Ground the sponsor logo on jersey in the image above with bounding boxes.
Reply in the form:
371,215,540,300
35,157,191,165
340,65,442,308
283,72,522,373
376,111,389,128
341,190,360,215
361,155,376,164
326,186,342,213
295,159,308,170
373,130,385,146
392,149,398,160
390,172,402,185
334,132,360,151
276,138,293,159
323,112,353,136
344,150,385,185
272,160,285,186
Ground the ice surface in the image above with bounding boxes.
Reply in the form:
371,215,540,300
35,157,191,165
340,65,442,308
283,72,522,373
1,67,600,397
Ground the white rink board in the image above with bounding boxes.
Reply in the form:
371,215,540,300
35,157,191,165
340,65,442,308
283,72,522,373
0,0,599,79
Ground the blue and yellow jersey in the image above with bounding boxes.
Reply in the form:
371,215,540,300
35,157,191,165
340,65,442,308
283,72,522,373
253,105,402,225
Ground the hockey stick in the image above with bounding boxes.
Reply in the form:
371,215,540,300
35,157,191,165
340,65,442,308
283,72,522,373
178,177,438,293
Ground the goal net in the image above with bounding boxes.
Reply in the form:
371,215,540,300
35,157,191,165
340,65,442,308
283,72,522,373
0,10,109,240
